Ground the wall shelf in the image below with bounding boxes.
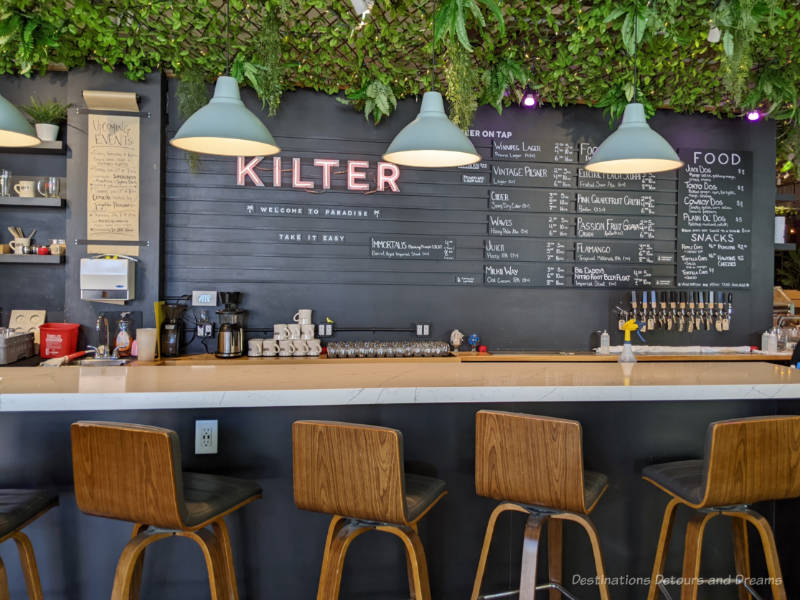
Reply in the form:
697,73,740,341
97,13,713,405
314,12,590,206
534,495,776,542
0,254,64,264
0,196,64,208
775,243,797,251
0,140,65,155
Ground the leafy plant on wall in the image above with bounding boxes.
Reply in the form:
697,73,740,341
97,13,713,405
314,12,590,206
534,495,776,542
435,0,505,129
338,76,397,124
175,69,209,173
0,9,59,76
480,56,530,114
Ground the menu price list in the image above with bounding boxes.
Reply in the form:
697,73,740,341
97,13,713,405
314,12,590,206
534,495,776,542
483,264,675,288
677,149,752,288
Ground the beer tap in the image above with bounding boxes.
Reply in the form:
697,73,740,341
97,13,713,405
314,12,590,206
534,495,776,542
678,292,687,332
667,292,677,331
628,290,638,331
648,290,657,330
704,292,713,330
640,290,649,332
714,292,724,332
724,292,733,331
687,292,696,333
696,291,706,331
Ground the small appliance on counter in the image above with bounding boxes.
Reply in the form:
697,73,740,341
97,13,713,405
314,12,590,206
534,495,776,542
161,303,187,357
216,291,246,358
0,328,34,365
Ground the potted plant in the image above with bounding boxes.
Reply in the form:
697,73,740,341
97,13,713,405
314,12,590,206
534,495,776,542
19,97,72,142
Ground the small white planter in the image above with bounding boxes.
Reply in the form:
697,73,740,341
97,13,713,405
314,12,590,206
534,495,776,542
34,123,59,142
775,215,786,244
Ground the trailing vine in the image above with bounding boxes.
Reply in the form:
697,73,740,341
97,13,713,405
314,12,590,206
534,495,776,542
175,69,209,173
444,43,479,129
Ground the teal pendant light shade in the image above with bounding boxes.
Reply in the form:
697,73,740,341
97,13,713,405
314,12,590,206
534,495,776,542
584,103,683,174
170,76,280,156
0,93,39,147
382,91,480,168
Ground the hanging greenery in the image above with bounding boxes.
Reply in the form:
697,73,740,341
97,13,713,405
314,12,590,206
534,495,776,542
338,77,397,124
480,56,531,114
0,0,798,182
175,70,209,173
444,42,479,129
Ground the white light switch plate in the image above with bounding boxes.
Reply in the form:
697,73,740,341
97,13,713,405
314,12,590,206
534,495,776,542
192,291,217,307
195,419,218,454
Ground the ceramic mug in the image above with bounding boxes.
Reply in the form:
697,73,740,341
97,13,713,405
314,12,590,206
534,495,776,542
292,339,309,357
301,324,315,340
288,323,301,339
307,339,322,356
273,324,289,340
247,338,263,357
262,339,279,357
9,237,31,255
293,309,312,325
278,339,294,356
13,180,34,197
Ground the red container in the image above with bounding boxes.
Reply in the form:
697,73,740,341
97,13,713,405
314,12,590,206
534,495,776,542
39,323,80,358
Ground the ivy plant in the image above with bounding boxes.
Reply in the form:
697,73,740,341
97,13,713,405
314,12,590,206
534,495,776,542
338,77,397,124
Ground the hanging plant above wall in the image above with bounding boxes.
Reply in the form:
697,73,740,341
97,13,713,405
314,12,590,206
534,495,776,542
338,77,397,124
175,70,210,173
480,56,532,114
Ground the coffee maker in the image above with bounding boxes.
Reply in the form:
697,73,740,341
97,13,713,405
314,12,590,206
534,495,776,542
216,291,246,358
161,303,186,357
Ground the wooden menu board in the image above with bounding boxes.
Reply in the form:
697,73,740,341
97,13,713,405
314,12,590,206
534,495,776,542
86,114,140,255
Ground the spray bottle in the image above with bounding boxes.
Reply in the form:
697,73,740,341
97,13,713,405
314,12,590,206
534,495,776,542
619,319,639,363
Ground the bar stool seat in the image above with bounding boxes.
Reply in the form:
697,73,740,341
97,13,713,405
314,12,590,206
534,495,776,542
71,421,262,600
404,473,447,522
643,416,800,600
0,489,58,599
182,472,263,527
641,459,704,504
583,471,610,511
0,490,58,538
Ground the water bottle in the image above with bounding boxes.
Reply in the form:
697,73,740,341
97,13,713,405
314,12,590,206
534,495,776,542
599,330,610,355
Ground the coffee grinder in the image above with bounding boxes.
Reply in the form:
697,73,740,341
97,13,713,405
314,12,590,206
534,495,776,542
216,291,246,358
161,303,187,357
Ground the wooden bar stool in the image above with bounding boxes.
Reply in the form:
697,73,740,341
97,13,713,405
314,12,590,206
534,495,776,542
70,421,262,600
292,420,447,600
471,410,610,600
0,489,58,600
643,415,800,600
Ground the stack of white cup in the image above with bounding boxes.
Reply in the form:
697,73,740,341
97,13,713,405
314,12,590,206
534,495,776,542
248,309,322,357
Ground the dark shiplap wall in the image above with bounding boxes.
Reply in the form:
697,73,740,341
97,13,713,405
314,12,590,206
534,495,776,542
165,82,775,350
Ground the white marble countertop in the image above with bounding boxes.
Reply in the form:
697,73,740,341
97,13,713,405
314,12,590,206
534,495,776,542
2,360,800,411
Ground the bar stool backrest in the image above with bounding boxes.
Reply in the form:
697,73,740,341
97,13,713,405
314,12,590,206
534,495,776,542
702,415,800,507
475,410,588,513
71,421,187,529
292,420,408,524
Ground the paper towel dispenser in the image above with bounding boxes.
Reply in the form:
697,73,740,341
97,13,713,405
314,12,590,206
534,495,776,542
80,258,135,302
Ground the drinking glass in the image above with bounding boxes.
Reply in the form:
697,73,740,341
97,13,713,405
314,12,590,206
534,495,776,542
37,177,59,198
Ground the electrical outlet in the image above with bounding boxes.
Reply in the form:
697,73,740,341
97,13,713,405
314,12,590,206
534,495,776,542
195,419,218,454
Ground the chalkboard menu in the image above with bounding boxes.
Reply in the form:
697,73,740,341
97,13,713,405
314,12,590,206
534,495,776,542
677,149,752,288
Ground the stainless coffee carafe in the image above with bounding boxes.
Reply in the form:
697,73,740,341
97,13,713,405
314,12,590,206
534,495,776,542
216,292,245,358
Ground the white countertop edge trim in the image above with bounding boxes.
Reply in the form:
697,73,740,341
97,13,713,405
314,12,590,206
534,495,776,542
2,383,799,412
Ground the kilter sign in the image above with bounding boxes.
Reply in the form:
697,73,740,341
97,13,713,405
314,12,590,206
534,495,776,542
236,156,401,192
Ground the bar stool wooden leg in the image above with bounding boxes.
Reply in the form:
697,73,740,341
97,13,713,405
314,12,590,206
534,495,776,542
519,513,547,600
111,530,172,600
548,518,563,600
647,497,681,600
553,513,610,600
317,517,370,600
379,524,432,600
179,529,228,600
211,518,240,600
11,531,44,600
731,517,751,600
404,523,421,600
471,503,529,600
726,509,787,600
679,511,717,600
0,555,9,600
128,523,148,600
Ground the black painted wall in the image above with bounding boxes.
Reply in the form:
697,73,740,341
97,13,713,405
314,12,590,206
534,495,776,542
164,83,775,351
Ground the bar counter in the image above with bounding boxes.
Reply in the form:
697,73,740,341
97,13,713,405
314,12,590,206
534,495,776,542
1,359,798,411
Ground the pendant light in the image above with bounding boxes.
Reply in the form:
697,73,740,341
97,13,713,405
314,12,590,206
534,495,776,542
382,2,480,168
584,1,682,174
0,94,40,147
170,0,279,157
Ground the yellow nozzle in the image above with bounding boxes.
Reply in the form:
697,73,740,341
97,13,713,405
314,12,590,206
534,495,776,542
622,318,639,343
